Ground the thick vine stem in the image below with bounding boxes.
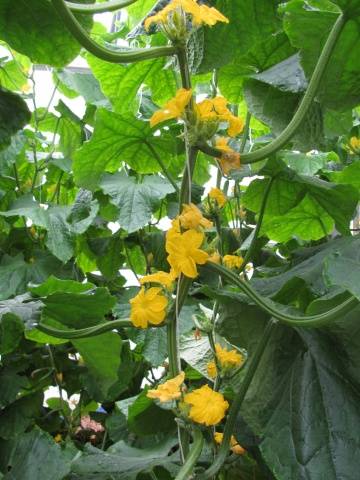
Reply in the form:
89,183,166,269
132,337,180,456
197,13,346,165
197,320,276,479
51,0,176,63
36,319,132,339
175,428,204,480
206,262,358,328
65,0,137,14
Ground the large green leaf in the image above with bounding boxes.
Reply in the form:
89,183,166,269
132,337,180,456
243,159,358,236
71,436,179,479
0,313,24,355
55,68,107,106
243,78,324,150
329,161,360,192
73,108,181,190
0,0,93,68
31,277,116,329
0,88,30,150
262,194,334,242
324,253,360,300
198,0,283,72
74,332,123,401
87,55,176,113
100,172,175,233
283,0,360,109
218,32,296,103
1,427,70,479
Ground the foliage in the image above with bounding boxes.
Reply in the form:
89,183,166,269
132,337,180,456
0,0,360,479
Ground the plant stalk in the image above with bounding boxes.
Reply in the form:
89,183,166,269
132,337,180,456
65,0,137,14
51,0,176,63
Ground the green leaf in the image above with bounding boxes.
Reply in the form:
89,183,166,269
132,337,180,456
218,32,296,103
0,394,42,440
132,327,168,367
71,436,179,479
179,331,213,379
31,276,116,329
324,253,360,300
283,0,360,109
244,78,324,150
74,332,123,402
0,87,31,150
0,0,93,68
262,194,334,242
55,68,107,105
0,313,24,355
1,427,70,479
100,172,175,233
87,55,176,113
198,0,283,72
280,150,333,176
127,390,175,436
243,160,359,236
73,108,181,190
329,161,360,193
0,194,99,262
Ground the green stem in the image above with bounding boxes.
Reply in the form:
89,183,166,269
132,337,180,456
197,321,275,479
206,262,358,328
197,13,346,164
37,319,133,339
179,146,198,206
51,0,176,63
65,0,137,13
175,429,204,480
239,177,274,270
167,275,193,376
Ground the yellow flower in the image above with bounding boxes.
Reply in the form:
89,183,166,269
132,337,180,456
145,0,228,31
179,203,213,230
214,432,246,455
196,98,243,137
147,372,185,402
215,343,244,369
54,433,63,443
207,360,217,378
216,136,233,153
184,384,229,426
166,229,209,278
215,138,241,175
207,251,221,264
209,187,227,208
223,255,244,269
130,287,168,328
140,270,177,290
150,88,192,128
350,136,360,153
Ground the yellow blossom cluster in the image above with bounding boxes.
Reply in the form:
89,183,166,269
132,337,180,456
150,90,244,146
207,343,244,378
196,97,244,137
150,88,192,128
223,254,244,269
214,432,246,455
147,372,185,402
215,137,241,175
209,187,227,208
184,384,229,426
145,0,228,32
350,136,360,153
129,203,211,327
